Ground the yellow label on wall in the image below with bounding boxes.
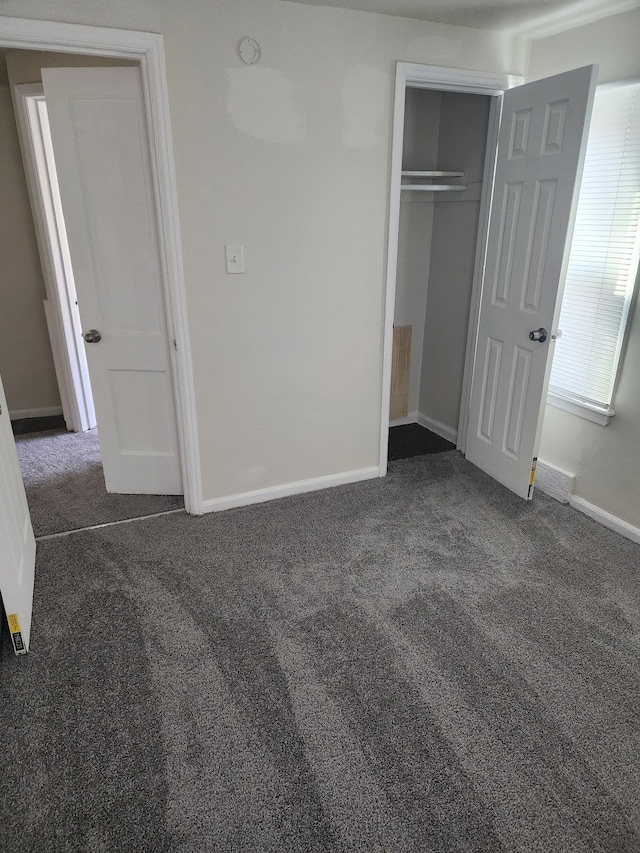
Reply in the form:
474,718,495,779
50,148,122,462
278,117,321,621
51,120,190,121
7,613,20,634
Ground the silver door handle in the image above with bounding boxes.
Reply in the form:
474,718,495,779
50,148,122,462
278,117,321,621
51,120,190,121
529,327,548,343
83,329,102,343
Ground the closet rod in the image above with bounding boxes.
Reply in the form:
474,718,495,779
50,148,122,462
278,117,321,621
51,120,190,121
401,171,464,177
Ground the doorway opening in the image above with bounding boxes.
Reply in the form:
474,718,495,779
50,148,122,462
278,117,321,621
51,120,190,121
0,16,201,526
381,64,515,474
12,74,100,436
381,62,597,501
1,49,186,533
388,85,494,464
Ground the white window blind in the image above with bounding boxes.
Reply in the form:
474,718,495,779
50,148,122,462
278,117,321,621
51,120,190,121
549,82,640,418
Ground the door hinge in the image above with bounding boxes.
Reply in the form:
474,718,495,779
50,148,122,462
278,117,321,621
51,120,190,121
173,338,178,351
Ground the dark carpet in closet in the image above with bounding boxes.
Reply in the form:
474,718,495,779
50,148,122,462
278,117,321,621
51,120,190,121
388,423,454,460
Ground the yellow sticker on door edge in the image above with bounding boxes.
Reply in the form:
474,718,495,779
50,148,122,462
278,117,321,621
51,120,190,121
527,457,538,499
7,613,26,655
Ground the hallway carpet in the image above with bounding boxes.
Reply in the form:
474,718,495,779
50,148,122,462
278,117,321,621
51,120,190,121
1,452,639,851
14,428,184,537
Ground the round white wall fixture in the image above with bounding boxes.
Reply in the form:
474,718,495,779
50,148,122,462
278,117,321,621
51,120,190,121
239,37,261,65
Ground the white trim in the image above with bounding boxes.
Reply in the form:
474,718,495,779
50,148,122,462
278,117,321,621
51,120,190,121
547,392,614,426
35,506,185,542
548,393,615,425
380,62,523,477
389,411,418,427
9,406,63,420
0,17,202,514
534,458,640,545
388,410,458,444
397,63,522,95
416,412,457,444
569,495,640,546
379,64,407,478
535,459,575,504
137,31,202,515
201,467,380,514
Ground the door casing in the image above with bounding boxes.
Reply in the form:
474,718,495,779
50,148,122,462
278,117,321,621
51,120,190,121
381,62,524,473
0,16,202,512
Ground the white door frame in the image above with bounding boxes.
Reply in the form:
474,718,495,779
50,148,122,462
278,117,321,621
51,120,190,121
0,16,202,512
380,62,523,473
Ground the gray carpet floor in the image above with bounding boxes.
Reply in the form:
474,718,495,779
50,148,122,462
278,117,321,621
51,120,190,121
1,451,639,852
14,428,184,537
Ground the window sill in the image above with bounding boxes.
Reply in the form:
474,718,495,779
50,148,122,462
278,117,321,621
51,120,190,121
547,392,615,426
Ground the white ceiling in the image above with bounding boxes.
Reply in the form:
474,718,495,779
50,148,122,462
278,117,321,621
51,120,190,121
282,0,639,37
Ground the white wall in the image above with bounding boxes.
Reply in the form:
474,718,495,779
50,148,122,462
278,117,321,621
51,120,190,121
0,0,524,503
528,7,640,528
0,80,60,416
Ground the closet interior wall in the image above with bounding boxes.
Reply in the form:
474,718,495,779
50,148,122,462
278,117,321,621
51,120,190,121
394,87,492,439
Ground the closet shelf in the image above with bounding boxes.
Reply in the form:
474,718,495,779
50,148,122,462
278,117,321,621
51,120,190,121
401,171,464,177
401,170,467,192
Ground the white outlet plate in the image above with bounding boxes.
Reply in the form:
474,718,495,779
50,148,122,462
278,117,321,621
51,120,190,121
225,244,244,274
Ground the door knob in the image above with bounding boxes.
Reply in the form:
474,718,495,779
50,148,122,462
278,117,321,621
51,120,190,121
529,327,548,343
83,329,102,343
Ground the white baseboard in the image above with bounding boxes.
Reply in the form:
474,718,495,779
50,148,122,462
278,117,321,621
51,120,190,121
569,495,640,545
416,412,457,444
389,411,417,427
388,411,457,446
536,459,640,544
199,453,640,546
201,466,381,513
9,406,62,420
535,459,575,504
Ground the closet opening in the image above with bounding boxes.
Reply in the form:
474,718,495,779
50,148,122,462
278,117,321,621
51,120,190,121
382,63,597,498
388,85,494,461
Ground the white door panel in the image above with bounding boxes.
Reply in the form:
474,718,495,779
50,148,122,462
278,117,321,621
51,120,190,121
466,66,597,498
0,374,36,655
41,67,181,495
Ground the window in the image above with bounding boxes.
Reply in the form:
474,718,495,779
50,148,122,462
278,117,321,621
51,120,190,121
548,80,640,426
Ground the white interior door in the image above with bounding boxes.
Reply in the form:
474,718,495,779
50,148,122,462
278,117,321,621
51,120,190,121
0,373,36,655
12,83,96,434
41,67,182,495
465,66,597,498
